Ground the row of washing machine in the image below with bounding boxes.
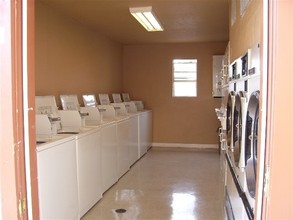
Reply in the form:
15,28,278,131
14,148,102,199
218,44,261,220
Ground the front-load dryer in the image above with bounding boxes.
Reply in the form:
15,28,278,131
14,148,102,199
244,91,260,213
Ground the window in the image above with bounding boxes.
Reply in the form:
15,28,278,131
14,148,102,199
172,59,197,97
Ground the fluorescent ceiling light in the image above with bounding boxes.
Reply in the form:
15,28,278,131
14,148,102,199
129,6,163,32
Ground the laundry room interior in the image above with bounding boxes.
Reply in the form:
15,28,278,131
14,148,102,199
1,0,293,219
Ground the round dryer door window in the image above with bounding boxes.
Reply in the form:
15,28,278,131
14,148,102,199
226,91,236,148
245,91,260,198
233,92,246,166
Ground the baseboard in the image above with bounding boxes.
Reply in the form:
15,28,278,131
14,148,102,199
151,142,218,149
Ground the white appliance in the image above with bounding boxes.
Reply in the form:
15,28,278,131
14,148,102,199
82,95,119,193
138,110,152,157
112,94,148,163
116,115,131,178
108,102,131,178
112,93,123,103
82,107,117,195
122,93,145,111
61,94,119,196
37,135,79,220
128,112,139,165
98,93,111,105
36,95,104,218
85,94,130,190
99,119,118,193
119,93,152,158
35,95,62,134
98,103,129,182
82,94,97,107
225,90,249,220
60,94,91,127
122,93,131,102
112,93,140,113
75,126,102,217
224,43,261,220
111,93,140,165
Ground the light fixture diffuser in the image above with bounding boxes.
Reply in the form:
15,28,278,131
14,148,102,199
129,7,163,32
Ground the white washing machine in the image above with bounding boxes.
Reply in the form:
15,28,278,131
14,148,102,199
97,94,131,180
37,133,79,220
75,126,102,218
81,94,119,194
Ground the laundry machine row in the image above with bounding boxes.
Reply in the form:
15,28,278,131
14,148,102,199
35,93,152,219
222,43,261,220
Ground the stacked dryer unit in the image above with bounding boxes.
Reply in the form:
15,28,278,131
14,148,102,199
225,43,260,220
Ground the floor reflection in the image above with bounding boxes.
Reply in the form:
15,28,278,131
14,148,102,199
171,192,197,220
82,148,223,220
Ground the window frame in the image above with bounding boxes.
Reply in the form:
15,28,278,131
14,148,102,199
172,59,198,97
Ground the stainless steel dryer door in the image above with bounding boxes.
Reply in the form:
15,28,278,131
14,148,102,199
233,92,246,167
226,91,236,149
245,91,260,199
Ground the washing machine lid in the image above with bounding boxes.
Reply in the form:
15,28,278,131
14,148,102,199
245,91,260,199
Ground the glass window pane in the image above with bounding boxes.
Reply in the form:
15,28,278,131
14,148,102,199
173,82,197,97
174,63,196,72
174,72,196,80
172,59,197,97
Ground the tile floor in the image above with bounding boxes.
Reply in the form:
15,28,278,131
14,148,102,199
82,147,225,220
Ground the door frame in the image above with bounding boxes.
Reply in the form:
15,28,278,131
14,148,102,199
261,0,293,219
0,0,38,219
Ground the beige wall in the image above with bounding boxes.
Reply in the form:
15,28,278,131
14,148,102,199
229,0,261,61
123,43,227,144
36,2,227,145
35,2,123,107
